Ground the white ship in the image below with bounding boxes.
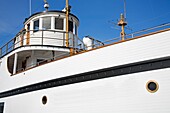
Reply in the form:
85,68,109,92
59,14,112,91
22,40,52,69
0,1,170,113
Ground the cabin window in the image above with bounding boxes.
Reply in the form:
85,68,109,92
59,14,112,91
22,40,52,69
42,17,51,30
55,18,64,30
69,20,73,32
0,102,4,113
75,24,77,35
34,19,39,32
27,24,30,30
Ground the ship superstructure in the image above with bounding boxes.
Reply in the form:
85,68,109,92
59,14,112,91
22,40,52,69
0,1,170,113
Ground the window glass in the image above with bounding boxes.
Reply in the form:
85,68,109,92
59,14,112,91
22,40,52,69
42,17,51,30
69,20,73,32
27,24,30,30
55,18,63,30
34,19,39,31
75,24,77,35
7,54,15,74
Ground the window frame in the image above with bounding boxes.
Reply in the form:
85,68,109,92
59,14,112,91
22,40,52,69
33,19,40,32
69,20,73,32
55,17,64,30
42,17,52,30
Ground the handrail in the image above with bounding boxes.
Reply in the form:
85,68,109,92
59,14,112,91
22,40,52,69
0,29,85,58
84,22,170,49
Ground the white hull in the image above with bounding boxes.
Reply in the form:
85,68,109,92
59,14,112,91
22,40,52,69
1,68,170,113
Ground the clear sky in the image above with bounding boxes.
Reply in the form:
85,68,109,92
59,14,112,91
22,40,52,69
0,0,170,47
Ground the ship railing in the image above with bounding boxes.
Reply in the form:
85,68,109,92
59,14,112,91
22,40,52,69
0,29,85,58
1,23,170,58
86,22,170,48
126,22,170,39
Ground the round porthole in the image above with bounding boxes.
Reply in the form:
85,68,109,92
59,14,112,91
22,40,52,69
42,96,47,105
146,80,159,93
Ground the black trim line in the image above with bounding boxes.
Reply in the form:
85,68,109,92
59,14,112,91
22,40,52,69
1,56,170,98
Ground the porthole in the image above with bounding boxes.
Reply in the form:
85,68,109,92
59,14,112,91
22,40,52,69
42,96,47,105
146,80,159,93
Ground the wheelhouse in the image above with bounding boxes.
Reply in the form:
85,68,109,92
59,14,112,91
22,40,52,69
4,10,82,75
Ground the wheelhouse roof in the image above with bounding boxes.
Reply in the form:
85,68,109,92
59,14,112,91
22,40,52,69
24,10,79,24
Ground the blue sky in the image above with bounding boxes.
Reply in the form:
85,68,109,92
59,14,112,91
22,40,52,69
0,0,170,47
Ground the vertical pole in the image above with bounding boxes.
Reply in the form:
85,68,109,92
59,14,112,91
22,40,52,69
6,43,8,53
26,24,30,45
65,0,69,47
42,30,44,45
0,48,2,57
20,30,24,46
30,0,32,16
118,14,127,41
121,26,125,40
65,0,74,55
123,0,126,19
13,53,18,74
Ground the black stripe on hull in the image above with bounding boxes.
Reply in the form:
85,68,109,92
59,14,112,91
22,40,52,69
0,56,170,98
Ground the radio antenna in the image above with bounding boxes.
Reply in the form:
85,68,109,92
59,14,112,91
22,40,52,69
117,0,127,40
29,0,32,16
123,0,127,19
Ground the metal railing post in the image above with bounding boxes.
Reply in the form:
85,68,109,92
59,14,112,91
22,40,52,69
63,33,65,46
6,43,8,54
0,48,2,57
42,30,44,45
13,39,15,50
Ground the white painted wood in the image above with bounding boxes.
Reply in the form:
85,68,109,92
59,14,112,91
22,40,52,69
13,53,18,74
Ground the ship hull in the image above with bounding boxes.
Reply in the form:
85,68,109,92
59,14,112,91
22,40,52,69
1,30,170,113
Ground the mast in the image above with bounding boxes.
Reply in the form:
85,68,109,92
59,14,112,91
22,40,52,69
65,0,74,55
118,13,127,40
117,0,127,40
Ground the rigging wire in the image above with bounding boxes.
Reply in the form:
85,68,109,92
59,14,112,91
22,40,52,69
130,11,170,26
0,24,23,46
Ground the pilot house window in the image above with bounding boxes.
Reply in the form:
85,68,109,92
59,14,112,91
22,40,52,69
69,20,73,32
55,18,63,30
34,19,39,31
42,17,51,30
